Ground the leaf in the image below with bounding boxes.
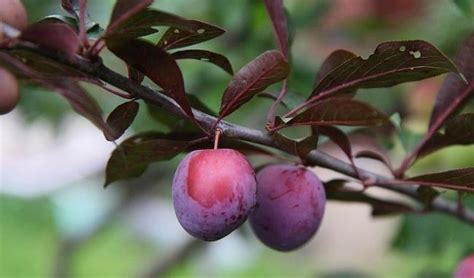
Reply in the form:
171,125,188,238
408,167,474,192
294,40,460,114
278,98,391,130
272,133,318,160
219,50,289,119
429,32,474,131
42,15,104,40
157,20,225,50
20,22,80,58
313,49,357,88
61,0,98,30
53,81,114,138
315,126,353,163
105,101,140,141
416,186,440,207
172,49,233,75
419,113,474,158
61,0,77,15
127,65,145,84
108,39,195,121
107,0,153,33
0,52,113,137
263,0,289,58
325,187,414,216
105,9,197,42
145,94,215,132
105,132,190,186
354,149,393,170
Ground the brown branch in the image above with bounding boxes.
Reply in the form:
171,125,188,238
139,239,204,278
3,41,474,226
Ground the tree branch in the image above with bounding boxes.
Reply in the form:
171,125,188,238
3,41,474,226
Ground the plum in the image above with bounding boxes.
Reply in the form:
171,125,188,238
250,164,326,251
0,67,19,115
172,149,256,241
0,0,27,31
454,255,474,278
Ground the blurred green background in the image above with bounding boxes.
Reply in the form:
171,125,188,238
1,0,474,277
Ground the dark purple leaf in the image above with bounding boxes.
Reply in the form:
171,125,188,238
107,0,153,32
0,52,113,137
416,186,440,207
20,22,80,58
157,20,225,50
316,126,353,162
105,101,140,141
272,133,318,160
325,186,414,216
263,0,289,58
313,49,357,88
146,94,215,132
61,0,97,31
278,99,391,130
105,9,197,42
219,50,289,119
354,149,393,170
172,49,233,75
108,39,195,121
313,40,458,96
419,113,474,158
127,65,145,84
53,81,114,138
290,41,460,115
61,0,76,14
105,132,191,186
429,32,474,130
408,167,474,192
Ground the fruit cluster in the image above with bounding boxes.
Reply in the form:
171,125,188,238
172,148,326,251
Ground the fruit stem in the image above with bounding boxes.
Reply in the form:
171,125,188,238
214,128,222,149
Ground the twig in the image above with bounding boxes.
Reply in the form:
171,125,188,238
140,239,204,278
3,41,474,226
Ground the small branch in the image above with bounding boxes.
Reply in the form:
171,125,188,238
214,128,222,149
140,239,204,278
266,79,288,126
3,41,474,226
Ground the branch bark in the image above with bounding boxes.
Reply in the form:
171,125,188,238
3,41,474,226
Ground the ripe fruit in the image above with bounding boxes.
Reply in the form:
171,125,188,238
172,149,257,241
0,67,20,115
454,255,474,278
250,164,326,251
0,0,27,31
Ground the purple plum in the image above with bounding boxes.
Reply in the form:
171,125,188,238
250,164,326,251
172,149,256,241
455,255,474,278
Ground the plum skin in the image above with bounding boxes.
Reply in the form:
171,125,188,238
0,0,28,31
0,67,19,115
455,255,474,278
172,149,257,241
250,164,326,251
